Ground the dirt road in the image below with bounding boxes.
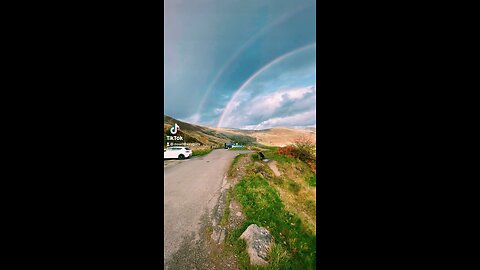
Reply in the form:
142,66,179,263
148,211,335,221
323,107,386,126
163,149,251,268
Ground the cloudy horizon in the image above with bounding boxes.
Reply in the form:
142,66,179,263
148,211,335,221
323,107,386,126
165,0,316,130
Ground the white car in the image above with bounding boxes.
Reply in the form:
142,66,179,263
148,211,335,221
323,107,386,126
164,147,192,160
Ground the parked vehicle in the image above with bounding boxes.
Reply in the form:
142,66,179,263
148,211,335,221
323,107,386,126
164,147,192,159
224,142,245,149
231,144,245,148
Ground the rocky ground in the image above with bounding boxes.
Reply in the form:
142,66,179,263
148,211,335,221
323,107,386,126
164,212,241,270
165,195,246,270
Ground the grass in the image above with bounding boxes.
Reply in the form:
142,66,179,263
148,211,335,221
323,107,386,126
256,144,278,151
304,199,316,217
192,148,212,157
227,175,316,269
220,189,232,226
223,148,317,269
305,174,316,187
247,162,275,179
269,159,316,233
228,147,247,150
263,151,298,164
250,153,261,161
249,146,262,151
286,180,301,193
228,154,244,177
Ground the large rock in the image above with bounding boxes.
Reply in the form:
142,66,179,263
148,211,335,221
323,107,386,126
239,224,273,266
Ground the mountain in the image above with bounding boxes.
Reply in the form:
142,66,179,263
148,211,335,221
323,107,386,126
164,115,316,148
213,127,316,147
163,115,256,148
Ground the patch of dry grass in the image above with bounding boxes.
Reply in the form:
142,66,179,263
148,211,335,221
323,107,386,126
263,160,317,234
231,157,316,234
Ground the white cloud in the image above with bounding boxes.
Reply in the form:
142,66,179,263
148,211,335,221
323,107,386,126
242,109,316,130
234,86,315,119
181,113,201,124
220,85,315,128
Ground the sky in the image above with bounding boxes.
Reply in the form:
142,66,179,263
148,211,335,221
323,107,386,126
165,0,316,129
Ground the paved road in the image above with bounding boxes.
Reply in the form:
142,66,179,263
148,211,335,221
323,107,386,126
163,149,251,267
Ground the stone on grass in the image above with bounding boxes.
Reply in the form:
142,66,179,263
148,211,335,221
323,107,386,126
239,224,273,266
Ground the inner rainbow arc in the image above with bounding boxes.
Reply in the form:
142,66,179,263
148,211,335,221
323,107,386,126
216,43,316,128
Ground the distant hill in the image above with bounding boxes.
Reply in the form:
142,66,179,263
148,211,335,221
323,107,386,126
164,115,315,148
213,127,316,147
164,115,256,148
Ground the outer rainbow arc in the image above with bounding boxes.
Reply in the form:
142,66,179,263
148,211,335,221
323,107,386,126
216,43,316,128
194,3,313,118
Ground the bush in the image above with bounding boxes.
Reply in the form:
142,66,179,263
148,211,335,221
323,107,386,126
276,136,316,171
277,145,297,158
276,138,315,163
293,136,315,163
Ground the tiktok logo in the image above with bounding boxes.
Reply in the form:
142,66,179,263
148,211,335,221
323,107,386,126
170,123,180,135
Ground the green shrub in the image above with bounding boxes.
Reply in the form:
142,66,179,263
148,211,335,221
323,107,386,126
293,136,315,163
